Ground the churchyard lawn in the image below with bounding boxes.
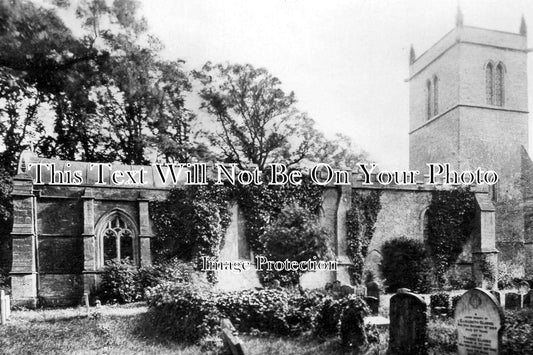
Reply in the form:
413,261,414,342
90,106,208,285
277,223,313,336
0,302,460,355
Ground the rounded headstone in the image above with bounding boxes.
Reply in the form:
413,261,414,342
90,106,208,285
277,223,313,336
454,288,504,355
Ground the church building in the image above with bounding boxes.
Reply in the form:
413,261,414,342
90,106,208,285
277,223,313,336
6,10,530,306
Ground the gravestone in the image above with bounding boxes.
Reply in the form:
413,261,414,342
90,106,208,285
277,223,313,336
455,288,504,355
220,318,246,355
364,296,379,315
389,291,428,355
340,285,355,297
524,290,533,308
489,290,501,305
505,292,522,310
367,281,380,298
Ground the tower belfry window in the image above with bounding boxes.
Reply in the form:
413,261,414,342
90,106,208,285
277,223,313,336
486,61,504,106
486,63,493,104
494,63,504,106
426,80,432,120
433,76,439,116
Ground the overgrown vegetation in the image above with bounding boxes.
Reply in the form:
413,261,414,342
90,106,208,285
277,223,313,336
346,190,381,284
149,177,325,285
259,204,331,286
426,188,476,285
381,237,432,293
96,258,192,304
149,184,232,282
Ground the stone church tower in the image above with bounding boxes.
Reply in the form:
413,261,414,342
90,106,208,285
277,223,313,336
408,9,530,274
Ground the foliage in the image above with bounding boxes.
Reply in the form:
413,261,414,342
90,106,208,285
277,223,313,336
97,258,140,304
146,283,324,343
259,204,331,286
346,190,381,284
339,295,370,350
96,258,191,304
314,297,343,338
503,309,533,355
444,266,476,290
0,0,198,169
216,288,322,336
498,260,524,289
149,184,231,282
426,188,476,285
232,176,324,285
430,292,450,316
427,317,457,353
0,169,12,264
381,237,432,293
450,294,463,315
194,62,325,170
146,282,220,344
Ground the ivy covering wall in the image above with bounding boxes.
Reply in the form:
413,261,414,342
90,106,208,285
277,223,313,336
149,175,325,285
426,187,476,285
346,190,382,284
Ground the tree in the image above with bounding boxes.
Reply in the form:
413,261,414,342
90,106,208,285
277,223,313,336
311,133,368,169
195,62,323,170
259,204,331,287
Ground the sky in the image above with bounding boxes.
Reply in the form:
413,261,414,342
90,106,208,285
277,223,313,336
135,1,532,169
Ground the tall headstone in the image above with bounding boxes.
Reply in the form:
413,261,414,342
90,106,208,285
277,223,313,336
389,291,428,355
455,288,504,355
489,290,501,305
524,290,533,308
367,281,380,298
505,292,522,310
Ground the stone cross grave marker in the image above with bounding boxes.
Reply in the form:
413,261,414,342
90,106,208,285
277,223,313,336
389,291,428,355
455,288,504,355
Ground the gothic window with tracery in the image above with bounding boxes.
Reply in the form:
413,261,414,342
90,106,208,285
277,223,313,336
102,215,134,262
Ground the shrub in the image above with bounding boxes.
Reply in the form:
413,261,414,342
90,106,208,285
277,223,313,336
97,258,140,304
146,283,323,343
380,237,432,293
146,282,220,344
451,294,462,315
314,297,343,337
430,292,450,316
136,258,193,292
503,309,533,354
97,258,192,304
259,204,331,286
216,288,322,336
339,295,370,350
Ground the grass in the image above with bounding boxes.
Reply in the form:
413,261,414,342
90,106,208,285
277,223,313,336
0,303,460,355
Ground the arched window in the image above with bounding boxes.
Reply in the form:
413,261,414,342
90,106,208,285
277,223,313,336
494,63,504,106
95,210,138,267
485,62,493,104
421,208,429,240
426,80,432,120
433,75,439,116
486,61,505,106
